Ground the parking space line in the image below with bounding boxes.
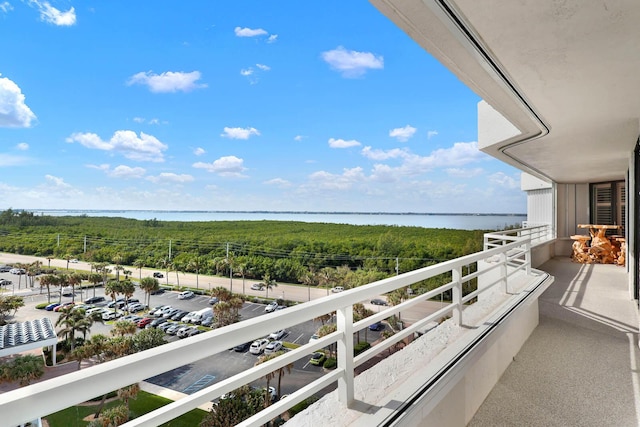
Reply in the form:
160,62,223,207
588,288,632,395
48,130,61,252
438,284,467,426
291,333,304,344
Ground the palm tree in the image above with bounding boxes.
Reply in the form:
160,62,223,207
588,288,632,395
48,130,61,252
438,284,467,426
353,303,374,343
120,280,136,311
55,307,93,351
64,253,73,270
39,274,58,303
254,354,277,408
317,323,338,357
56,273,68,303
67,272,83,303
210,286,232,302
133,258,146,281
105,280,122,313
88,273,103,298
262,274,277,299
139,277,159,308
157,258,171,285
235,262,248,295
111,320,137,337
112,253,124,281
187,256,205,290
258,351,293,401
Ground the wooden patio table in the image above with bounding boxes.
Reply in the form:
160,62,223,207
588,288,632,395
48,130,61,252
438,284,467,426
577,224,622,264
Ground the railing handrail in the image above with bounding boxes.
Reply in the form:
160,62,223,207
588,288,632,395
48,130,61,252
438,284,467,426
1,232,536,427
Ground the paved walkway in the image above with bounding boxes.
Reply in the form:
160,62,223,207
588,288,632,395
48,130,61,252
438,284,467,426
469,257,640,427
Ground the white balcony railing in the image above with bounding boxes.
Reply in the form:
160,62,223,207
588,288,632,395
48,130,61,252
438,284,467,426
1,232,539,427
486,222,553,250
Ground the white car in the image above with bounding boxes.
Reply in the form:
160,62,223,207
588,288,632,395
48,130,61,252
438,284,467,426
249,338,270,355
178,291,194,300
70,259,79,263
102,310,122,320
251,283,264,291
269,329,286,340
331,286,345,293
264,340,283,354
128,303,145,313
264,301,278,313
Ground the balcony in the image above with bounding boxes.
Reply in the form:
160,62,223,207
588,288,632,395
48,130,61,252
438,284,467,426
3,225,637,426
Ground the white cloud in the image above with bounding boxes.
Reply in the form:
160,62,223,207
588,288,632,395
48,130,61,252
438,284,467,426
321,46,384,78
489,172,519,189
267,34,278,43
27,0,76,26
328,138,361,148
66,130,168,162
86,163,110,172
0,154,30,166
427,130,439,139
193,147,205,156
361,146,408,160
44,174,71,189
0,74,36,128
108,165,146,179
308,167,366,190
264,178,291,187
133,117,144,123
127,71,207,93
256,64,270,71
147,172,194,184
294,135,305,142
221,127,260,140
446,168,484,178
389,125,416,142
234,27,268,37
240,68,254,77
0,2,13,13
193,155,247,177
16,142,29,151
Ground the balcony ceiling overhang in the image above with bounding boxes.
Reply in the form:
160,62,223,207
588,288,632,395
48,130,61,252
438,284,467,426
370,0,640,183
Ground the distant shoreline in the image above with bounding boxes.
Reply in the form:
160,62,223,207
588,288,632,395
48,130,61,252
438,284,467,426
25,209,526,217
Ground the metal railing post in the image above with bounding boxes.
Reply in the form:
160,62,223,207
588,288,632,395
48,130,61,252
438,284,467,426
500,252,508,293
525,241,532,274
336,305,354,406
452,267,462,325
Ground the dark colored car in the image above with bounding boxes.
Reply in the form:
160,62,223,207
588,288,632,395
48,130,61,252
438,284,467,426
233,341,252,352
369,322,385,331
153,272,164,278
208,297,219,305
150,288,165,295
85,296,106,304
149,317,168,328
370,299,388,306
171,311,188,321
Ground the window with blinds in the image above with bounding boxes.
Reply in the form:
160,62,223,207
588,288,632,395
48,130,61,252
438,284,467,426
591,181,625,235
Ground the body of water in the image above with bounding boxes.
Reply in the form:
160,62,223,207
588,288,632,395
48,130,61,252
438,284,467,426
28,209,526,231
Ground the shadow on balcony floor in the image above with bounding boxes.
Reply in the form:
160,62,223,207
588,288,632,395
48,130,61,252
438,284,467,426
469,257,640,427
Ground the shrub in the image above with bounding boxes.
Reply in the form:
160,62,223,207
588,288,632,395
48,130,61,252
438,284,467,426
323,357,337,369
35,303,48,310
353,341,371,356
287,396,320,418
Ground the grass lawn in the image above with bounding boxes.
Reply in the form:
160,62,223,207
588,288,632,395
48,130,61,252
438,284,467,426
45,390,207,426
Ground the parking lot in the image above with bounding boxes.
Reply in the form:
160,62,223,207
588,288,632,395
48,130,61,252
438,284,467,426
2,270,386,399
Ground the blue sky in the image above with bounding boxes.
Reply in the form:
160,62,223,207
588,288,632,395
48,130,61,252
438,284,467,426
0,1,525,214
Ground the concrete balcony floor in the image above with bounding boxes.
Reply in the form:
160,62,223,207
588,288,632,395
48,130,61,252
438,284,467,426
469,257,640,427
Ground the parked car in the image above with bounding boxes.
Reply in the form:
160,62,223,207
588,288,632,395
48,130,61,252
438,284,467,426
208,297,219,305
107,300,126,309
86,307,107,316
0,278,12,286
233,341,252,352
128,303,145,313
369,321,385,331
331,286,345,293
309,351,327,366
85,296,106,304
269,329,286,340
187,328,202,337
121,314,143,323
178,291,194,300
200,317,214,327
157,322,174,332
264,340,283,354
265,301,279,313
177,325,196,338
171,310,189,321
249,338,270,355
0,265,11,272
45,302,61,311
137,317,154,328
308,334,319,343
69,258,79,263
149,317,168,328
148,305,167,316
102,310,122,320
150,288,165,295
54,302,74,312
370,298,388,306
163,308,181,318
251,283,264,290
166,323,183,335
153,272,164,278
